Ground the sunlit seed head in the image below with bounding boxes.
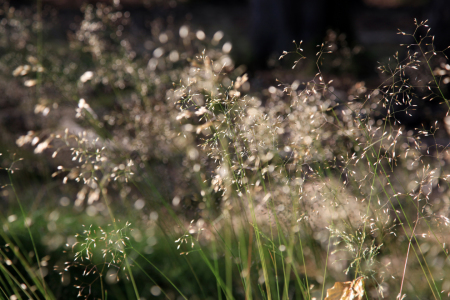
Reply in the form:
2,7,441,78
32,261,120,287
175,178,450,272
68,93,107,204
150,286,161,296
213,30,224,42
222,42,232,54
150,211,158,221
86,205,97,217
80,71,94,83
304,136,312,145
12,65,24,77
169,50,179,62
172,196,181,206
134,199,145,210
159,33,168,44
179,25,189,38
148,58,158,70
24,79,37,87
196,30,205,40
153,47,164,58
268,86,277,94
31,137,39,146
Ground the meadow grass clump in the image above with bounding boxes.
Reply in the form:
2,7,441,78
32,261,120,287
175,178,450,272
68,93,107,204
1,1,450,299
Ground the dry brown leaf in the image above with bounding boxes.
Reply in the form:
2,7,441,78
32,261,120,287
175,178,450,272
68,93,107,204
324,276,365,300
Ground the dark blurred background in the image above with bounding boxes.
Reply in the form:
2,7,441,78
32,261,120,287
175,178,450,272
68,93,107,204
4,0,449,142
10,0,450,70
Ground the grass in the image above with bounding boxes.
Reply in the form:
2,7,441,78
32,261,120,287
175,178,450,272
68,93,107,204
1,1,450,299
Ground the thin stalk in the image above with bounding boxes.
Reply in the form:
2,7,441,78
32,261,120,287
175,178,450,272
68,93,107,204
7,163,51,299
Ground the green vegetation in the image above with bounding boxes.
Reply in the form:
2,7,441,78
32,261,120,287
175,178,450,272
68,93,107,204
1,2,450,299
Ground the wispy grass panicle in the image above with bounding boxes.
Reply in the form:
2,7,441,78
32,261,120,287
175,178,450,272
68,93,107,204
3,2,450,298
